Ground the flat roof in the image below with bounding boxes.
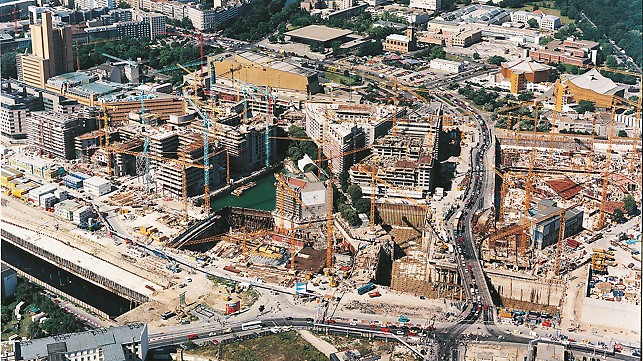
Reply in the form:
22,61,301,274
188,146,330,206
285,25,352,42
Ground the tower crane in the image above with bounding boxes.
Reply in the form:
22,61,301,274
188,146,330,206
274,173,308,271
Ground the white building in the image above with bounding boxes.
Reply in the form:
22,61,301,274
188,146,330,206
28,183,57,206
16,323,148,361
510,10,560,30
409,0,440,12
83,176,111,197
54,200,82,221
430,59,464,73
0,92,30,140
74,0,115,10
72,205,92,225
365,0,388,5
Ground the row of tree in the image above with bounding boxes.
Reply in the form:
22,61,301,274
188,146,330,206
1,280,84,340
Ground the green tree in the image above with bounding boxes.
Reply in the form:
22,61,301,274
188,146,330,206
287,146,304,161
539,36,554,45
576,100,595,113
487,55,507,65
338,171,350,192
472,52,481,60
27,323,45,339
341,207,361,226
1,51,17,79
358,41,383,57
527,18,539,28
346,184,363,203
612,208,626,223
353,198,370,214
617,129,628,137
605,55,619,68
622,194,637,214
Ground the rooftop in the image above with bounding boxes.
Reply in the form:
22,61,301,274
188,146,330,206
233,51,317,78
502,57,552,73
566,69,625,96
18,324,147,360
284,25,352,42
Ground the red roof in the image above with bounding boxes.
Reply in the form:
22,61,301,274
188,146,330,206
545,177,583,199
287,178,307,188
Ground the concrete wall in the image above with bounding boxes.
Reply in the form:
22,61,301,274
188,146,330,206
581,297,641,332
487,270,565,307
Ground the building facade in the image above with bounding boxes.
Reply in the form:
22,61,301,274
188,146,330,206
409,0,441,11
27,111,98,159
18,12,73,88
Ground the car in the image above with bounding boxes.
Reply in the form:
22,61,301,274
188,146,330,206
305,317,314,323
285,316,293,321
208,332,216,336
325,319,336,324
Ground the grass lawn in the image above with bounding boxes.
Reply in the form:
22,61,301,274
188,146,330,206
514,1,574,24
324,71,360,86
189,332,327,361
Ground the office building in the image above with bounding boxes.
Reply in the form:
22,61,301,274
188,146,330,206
430,59,464,73
27,111,99,159
13,324,148,360
1,263,17,301
274,172,327,228
213,51,321,94
0,89,39,140
532,199,584,249
74,0,116,10
529,38,600,66
510,10,560,30
17,12,73,88
384,27,417,53
214,118,275,176
409,0,440,12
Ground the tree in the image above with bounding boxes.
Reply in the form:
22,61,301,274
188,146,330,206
338,171,350,192
358,41,383,57
612,208,626,223
287,146,303,161
527,18,539,28
576,100,595,114
605,55,619,68
622,194,637,215
487,55,506,65
617,129,627,137
341,207,361,226
346,184,363,203
1,51,17,79
353,198,370,214
258,304,265,312
472,52,481,60
117,1,131,8
539,36,554,46
27,323,45,339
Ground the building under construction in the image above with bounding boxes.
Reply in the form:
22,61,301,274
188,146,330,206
273,172,328,230
349,111,441,199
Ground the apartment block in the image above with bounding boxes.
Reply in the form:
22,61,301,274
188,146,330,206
215,118,275,176
0,85,41,139
27,111,98,159
430,59,464,73
349,104,442,199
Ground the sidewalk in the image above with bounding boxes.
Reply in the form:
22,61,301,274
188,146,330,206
297,330,338,358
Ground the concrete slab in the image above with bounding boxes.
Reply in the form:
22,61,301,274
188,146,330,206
2,221,160,297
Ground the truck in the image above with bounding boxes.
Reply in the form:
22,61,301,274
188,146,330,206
357,282,376,295
224,265,241,274
368,291,381,298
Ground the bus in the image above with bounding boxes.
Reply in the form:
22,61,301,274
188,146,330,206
241,320,263,331
453,211,462,228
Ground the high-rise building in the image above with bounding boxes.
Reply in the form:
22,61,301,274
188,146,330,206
28,111,98,159
17,12,73,88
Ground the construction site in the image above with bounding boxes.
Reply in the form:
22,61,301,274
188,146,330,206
470,67,642,328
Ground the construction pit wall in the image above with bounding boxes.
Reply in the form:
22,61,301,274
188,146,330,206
485,267,565,314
